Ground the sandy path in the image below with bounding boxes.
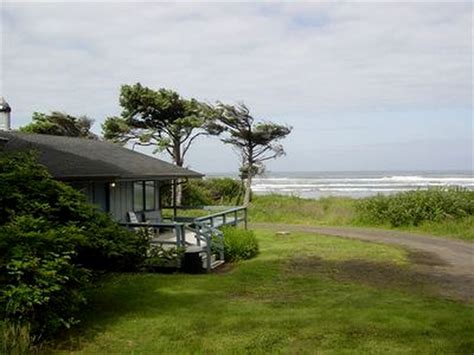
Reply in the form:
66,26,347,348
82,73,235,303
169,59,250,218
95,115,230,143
251,223,474,301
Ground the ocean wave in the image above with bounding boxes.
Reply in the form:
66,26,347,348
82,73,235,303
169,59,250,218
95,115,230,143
253,176,473,184
252,182,474,189
251,173,473,198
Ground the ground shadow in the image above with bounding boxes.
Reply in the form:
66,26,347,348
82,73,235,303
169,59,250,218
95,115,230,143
287,250,473,303
51,258,283,352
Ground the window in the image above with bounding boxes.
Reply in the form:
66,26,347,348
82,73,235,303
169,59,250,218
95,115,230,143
133,182,143,211
145,181,155,211
133,181,156,211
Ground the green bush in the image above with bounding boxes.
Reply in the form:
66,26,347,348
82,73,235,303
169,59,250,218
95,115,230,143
0,152,149,349
182,178,242,206
207,178,242,203
0,216,90,351
182,181,214,206
220,227,259,262
0,152,148,272
356,187,474,227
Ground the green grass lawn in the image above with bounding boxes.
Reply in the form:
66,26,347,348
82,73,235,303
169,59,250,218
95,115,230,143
249,195,474,241
52,230,473,354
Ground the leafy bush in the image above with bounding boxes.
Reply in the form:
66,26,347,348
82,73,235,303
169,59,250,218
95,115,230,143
356,187,474,227
0,216,90,351
0,152,149,349
182,181,214,206
182,178,242,206
0,152,148,272
220,227,259,261
144,245,186,270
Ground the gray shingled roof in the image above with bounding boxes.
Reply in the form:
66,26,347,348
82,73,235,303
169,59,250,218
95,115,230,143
0,131,203,180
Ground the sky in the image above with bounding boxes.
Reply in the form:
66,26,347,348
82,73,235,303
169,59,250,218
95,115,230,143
1,1,472,173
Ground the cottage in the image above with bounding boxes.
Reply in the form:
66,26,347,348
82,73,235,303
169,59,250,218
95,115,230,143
1,134,247,271
0,97,248,271
0,130,202,222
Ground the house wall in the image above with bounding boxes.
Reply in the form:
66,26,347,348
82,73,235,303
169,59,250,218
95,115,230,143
109,181,133,222
109,180,161,222
70,180,162,222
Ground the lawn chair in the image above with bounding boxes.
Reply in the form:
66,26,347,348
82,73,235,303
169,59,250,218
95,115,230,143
127,211,141,224
127,211,158,238
144,210,161,224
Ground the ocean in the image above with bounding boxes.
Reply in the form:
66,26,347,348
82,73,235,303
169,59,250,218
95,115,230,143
209,171,474,199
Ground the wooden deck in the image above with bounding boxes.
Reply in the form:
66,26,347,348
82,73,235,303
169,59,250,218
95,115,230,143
121,206,247,271
153,229,201,247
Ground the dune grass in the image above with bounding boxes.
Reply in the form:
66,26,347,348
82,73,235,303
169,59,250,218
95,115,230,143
50,230,473,354
249,195,357,226
249,194,474,241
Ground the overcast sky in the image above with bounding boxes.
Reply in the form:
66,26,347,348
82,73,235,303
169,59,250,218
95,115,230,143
1,1,472,173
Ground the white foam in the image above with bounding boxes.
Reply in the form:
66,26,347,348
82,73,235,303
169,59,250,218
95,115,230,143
251,174,473,198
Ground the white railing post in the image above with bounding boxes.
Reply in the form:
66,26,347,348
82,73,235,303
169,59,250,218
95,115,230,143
196,225,201,247
244,207,248,229
205,231,212,271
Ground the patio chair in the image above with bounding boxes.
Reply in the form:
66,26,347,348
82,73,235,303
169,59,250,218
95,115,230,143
144,210,165,234
143,210,161,224
127,211,158,237
127,211,141,224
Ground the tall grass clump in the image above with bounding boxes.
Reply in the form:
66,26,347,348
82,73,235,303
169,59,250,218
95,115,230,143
220,227,259,261
249,194,356,225
356,187,474,227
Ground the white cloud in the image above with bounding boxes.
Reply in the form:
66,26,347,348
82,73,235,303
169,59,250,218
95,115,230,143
1,2,472,171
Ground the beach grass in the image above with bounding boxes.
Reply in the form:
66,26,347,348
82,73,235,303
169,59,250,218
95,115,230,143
249,194,473,241
249,194,357,225
49,229,473,354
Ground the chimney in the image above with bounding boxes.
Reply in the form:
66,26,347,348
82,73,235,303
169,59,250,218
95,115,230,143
0,97,12,130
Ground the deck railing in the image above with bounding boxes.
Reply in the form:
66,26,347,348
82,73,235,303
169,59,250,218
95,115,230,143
194,206,248,229
119,221,187,248
120,205,247,271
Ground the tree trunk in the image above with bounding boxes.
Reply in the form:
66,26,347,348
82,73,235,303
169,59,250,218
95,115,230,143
176,182,183,206
244,175,252,206
243,152,253,206
173,141,183,206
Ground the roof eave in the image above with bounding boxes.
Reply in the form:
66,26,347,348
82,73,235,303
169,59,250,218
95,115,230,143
56,173,204,182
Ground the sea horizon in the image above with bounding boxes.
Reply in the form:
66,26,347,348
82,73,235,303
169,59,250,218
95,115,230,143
206,170,473,199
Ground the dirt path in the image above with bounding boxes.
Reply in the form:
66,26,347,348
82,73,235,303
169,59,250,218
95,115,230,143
252,223,474,301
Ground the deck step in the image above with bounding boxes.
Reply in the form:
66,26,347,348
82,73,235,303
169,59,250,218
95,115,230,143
201,253,215,267
210,260,225,269
201,254,225,269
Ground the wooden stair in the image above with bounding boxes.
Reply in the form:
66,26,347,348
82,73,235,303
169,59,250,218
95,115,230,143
201,252,225,270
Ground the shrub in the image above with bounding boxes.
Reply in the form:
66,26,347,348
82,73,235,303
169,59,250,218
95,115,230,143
356,187,474,227
220,227,259,262
143,245,186,270
182,178,242,206
0,152,148,272
207,178,242,203
182,181,214,206
0,216,90,351
0,152,149,348
70,210,149,272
